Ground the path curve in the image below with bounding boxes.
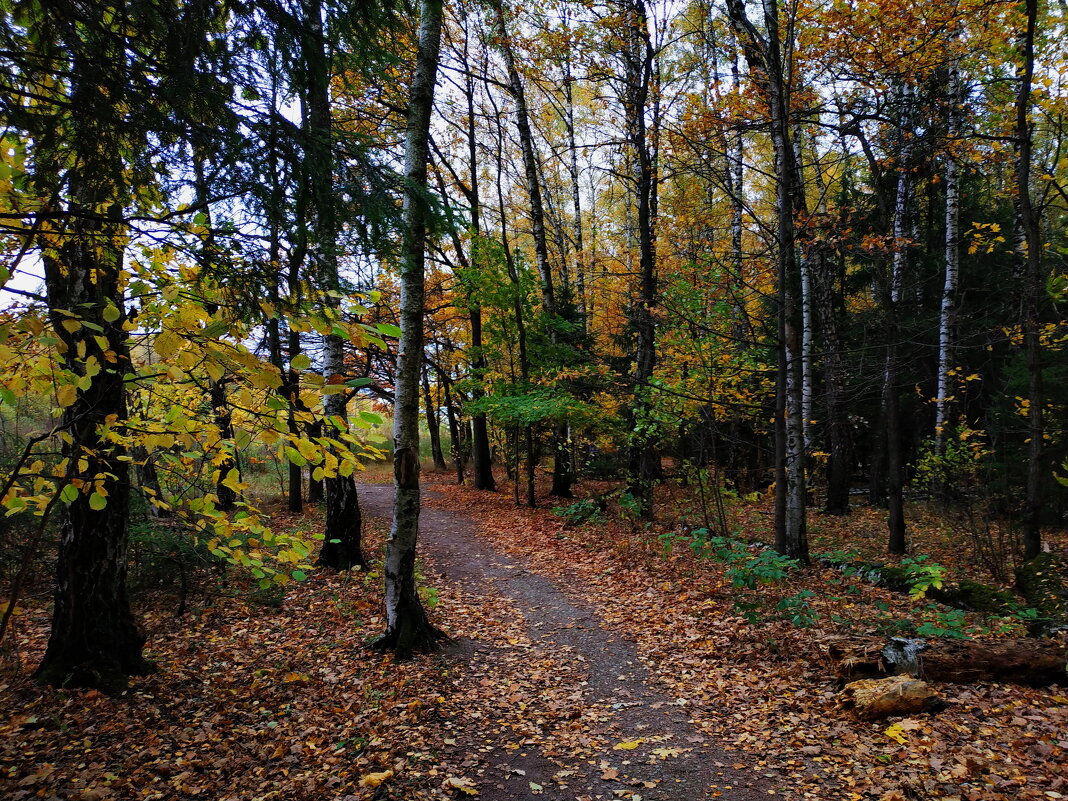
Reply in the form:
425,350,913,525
358,483,769,801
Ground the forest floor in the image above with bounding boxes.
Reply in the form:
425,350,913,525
2,468,1067,801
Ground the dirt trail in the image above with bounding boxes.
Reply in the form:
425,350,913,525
358,483,769,801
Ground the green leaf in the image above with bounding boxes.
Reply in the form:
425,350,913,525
291,353,312,370
376,323,402,338
291,570,307,582
284,446,307,467
59,483,79,504
89,492,107,511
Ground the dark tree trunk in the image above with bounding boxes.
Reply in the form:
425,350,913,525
728,0,807,562
422,363,447,470
621,0,658,520
1014,0,1043,561
211,377,239,512
317,475,365,570
459,19,495,492
133,446,170,519
440,368,465,484
299,0,364,570
34,57,152,687
550,423,574,498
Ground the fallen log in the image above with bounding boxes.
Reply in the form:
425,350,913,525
829,637,1068,687
838,675,943,720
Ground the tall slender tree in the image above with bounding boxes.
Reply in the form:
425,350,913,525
374,0,447,657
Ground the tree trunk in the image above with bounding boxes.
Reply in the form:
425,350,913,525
934,62,961,457
830,637,1067,687
550,422,574,498
460,21,495,492
1014,0,1043,561
34,47,151,687
191,147,240,514
728,0,807,562
621,0,658,520
440,366,465,484
885,84,913,556
488,0,555,316
814,251,852,514
422,363,447,470
373,0,446,657
563,37,587,327
490,85,534,508
299,0,364,569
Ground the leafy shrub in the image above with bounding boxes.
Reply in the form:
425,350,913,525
899,555,948,599
915,607,970,639
551,498,605,527
775,589,818,627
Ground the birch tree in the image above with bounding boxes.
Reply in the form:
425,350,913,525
374,0,447,657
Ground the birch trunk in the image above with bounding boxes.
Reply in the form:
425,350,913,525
935,62,961,457
374,0,446,657
885,84,912,556
793,133,815,453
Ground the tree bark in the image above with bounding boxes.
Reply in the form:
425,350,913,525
727,0,807,562
620,0,659,520
885,83,913,556
298,0,365,569
830,637,1067,687
422,362,447,470
33,31,152,689
935,61,961,459
460,25,496,492
1014,0,1043,561
373,0,447,657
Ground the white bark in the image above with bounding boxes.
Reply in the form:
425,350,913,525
378,0,445,655
935,63,961,455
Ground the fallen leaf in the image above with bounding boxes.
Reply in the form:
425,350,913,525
358,770,394,789
444,776,479,796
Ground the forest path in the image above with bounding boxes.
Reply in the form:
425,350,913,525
357,482,769,801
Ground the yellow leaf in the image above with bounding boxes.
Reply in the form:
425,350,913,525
283,671,309,684
56,384,77,408
154,330,181,359
613,739,644,750
221,469,244,493
651,747,684,758
884,723,907,744
358,770,394,789
444,776,479,796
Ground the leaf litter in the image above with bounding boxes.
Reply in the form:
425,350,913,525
1,472,1065,800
